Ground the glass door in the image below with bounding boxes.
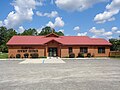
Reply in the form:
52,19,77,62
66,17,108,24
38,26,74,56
48,48,58,57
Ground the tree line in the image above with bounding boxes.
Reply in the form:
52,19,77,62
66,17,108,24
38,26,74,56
0,26,64,52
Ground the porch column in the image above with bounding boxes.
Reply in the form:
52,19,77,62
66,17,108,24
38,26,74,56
59,44,62,57
44,44,48,57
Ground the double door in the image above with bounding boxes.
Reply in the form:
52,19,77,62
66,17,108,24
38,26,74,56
48,48,58,57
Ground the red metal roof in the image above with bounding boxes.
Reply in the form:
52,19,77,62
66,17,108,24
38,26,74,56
7,35,112,45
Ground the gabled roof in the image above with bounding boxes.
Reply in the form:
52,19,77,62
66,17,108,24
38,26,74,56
7,35,112,46
45,33,59,37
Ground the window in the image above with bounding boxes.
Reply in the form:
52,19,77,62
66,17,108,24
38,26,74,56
98,47,105,53
68,47,73,53
80,47,88,53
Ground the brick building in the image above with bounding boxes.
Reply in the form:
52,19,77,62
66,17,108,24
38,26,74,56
7,33,112,58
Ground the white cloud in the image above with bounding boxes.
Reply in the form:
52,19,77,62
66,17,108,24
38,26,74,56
73,26,80,31
106,0,120,10
111,27,118,31
55,0,107,12
46,21,55,28
58,29,64,33
94,10,119,23
0,21,3,26
108,17,115,21
36,11,42,16
89,27,114,39
54,17,64,27
89,27,105,35
94,0,120,23
106,36,113,39
103,31,113,36
77,32,87,36
46,17,64,28
1,0,43,29
18,26,25,33
36,11,58,18
37,26,44,33
91,35,96,38
116,30,120,34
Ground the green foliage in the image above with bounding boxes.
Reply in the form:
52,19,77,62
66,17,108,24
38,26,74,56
62,56,69,58
109,38,120,51
69,52,75,58
0,53,8,59
39,56,47,58
16,54,21,58
87,53,91,58
30,53,39,58
77,52,84,58
21,28,37,35
38,26,64,36
0,26,17,52
39,26,54,35
55,31,64,36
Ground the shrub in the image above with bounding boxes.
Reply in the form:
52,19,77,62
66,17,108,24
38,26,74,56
30,53,38,58
16,54,21,58
87,53,91,58
24,53,29,58
39,56,47,58
62,56,69,58
69,52,75,58
77,52,84,58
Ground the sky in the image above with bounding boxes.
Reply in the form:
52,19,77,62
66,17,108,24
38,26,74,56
0,0,120,39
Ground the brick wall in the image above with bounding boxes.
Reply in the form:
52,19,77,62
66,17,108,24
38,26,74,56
61,45,110,57
8,43,110,58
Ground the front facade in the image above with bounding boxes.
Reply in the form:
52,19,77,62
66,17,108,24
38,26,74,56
7,33,112,58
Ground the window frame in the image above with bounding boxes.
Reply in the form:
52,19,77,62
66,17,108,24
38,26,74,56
80,47,88,53
98,47,105,54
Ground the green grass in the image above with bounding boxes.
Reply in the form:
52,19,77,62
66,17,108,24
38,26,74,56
0,53,8,59
110,57,120,60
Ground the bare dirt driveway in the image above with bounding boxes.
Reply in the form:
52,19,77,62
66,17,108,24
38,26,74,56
0,59,120,90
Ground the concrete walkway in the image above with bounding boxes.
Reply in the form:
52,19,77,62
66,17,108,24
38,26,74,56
19,57,66,64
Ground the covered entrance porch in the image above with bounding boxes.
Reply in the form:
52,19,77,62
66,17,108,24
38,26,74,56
44,40,62,57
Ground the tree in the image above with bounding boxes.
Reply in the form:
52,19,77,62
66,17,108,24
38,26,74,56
0,26,7,45
21,28,37,35
0,27,17,52
55,31,64,36
38,26,64,36
39,26,54,35
6,28,17,41
109,38,120,51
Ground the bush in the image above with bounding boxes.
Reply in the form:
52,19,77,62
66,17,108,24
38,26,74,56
87,53,91,58
39,56,47,58
16,54,21,58
62,56,69,58
24,53,29,58
77,52,84,58
69,52,75,58
30,53,38,58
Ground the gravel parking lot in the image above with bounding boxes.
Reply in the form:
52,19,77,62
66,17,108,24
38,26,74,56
0,59,120,90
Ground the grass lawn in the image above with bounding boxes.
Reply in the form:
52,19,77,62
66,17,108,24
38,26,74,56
0,53,8,59
110,56,120,60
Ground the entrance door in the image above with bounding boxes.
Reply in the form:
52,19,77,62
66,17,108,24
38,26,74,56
48,48,58,57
